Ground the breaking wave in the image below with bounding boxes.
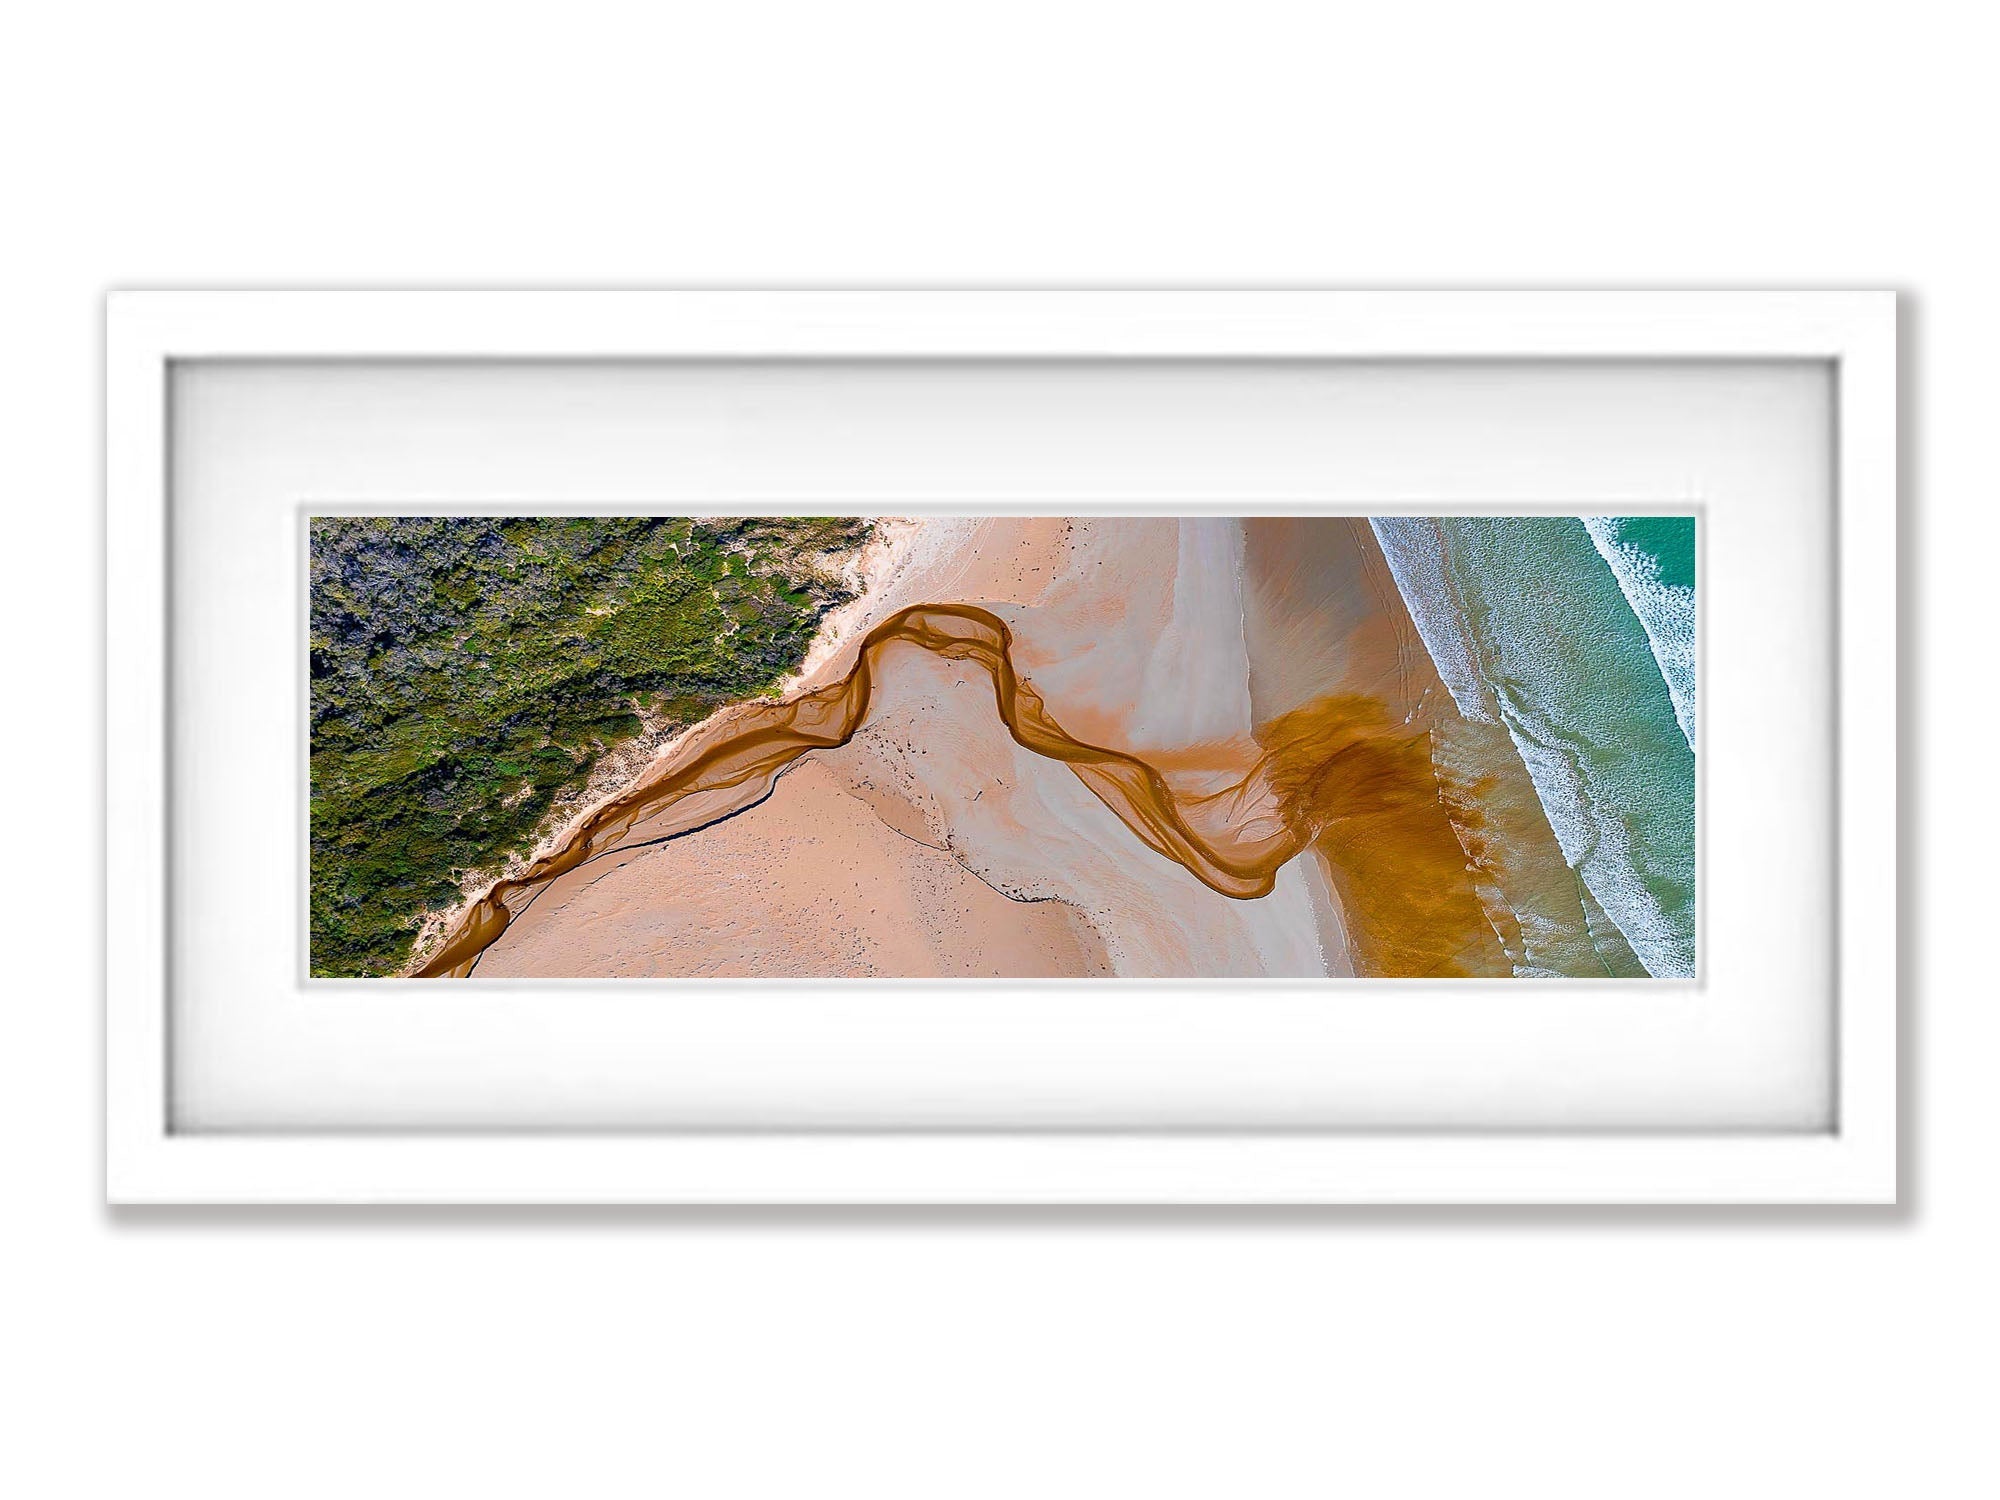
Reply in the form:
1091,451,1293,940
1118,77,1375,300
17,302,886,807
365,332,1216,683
1583,515,1697,751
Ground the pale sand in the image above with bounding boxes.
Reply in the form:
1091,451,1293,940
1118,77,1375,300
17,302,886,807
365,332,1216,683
478,514,1340,979
789,516,1079,691
474,758,1109,979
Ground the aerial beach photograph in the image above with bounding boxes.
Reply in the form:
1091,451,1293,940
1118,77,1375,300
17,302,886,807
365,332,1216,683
308,513,1696,981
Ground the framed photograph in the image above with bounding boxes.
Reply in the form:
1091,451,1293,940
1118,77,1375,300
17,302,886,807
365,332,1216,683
106,290,1896,1203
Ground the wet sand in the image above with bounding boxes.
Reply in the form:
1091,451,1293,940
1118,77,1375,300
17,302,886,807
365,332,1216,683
1241,517,1645,979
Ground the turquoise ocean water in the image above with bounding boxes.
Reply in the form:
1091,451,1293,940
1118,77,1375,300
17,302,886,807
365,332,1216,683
1370,516,1697,978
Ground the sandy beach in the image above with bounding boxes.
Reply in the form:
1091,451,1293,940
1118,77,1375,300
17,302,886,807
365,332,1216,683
422,513,1644,980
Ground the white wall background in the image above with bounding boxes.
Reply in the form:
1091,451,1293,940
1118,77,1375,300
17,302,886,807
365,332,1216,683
0,3,1982,1497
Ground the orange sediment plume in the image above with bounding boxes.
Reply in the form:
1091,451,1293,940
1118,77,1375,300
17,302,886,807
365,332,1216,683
1257,696,1506,977
418,601,1502,978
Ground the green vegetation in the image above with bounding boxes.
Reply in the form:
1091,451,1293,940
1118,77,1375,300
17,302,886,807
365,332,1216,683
309,516,873,976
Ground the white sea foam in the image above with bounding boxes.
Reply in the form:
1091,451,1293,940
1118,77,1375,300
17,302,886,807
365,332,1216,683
1367,518,1497,725
1582,517,1697,751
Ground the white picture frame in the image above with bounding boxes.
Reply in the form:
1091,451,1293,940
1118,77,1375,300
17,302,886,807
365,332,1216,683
106,290,1897,1204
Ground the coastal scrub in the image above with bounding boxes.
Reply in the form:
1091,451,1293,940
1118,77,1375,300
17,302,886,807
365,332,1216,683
308,515,872,976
